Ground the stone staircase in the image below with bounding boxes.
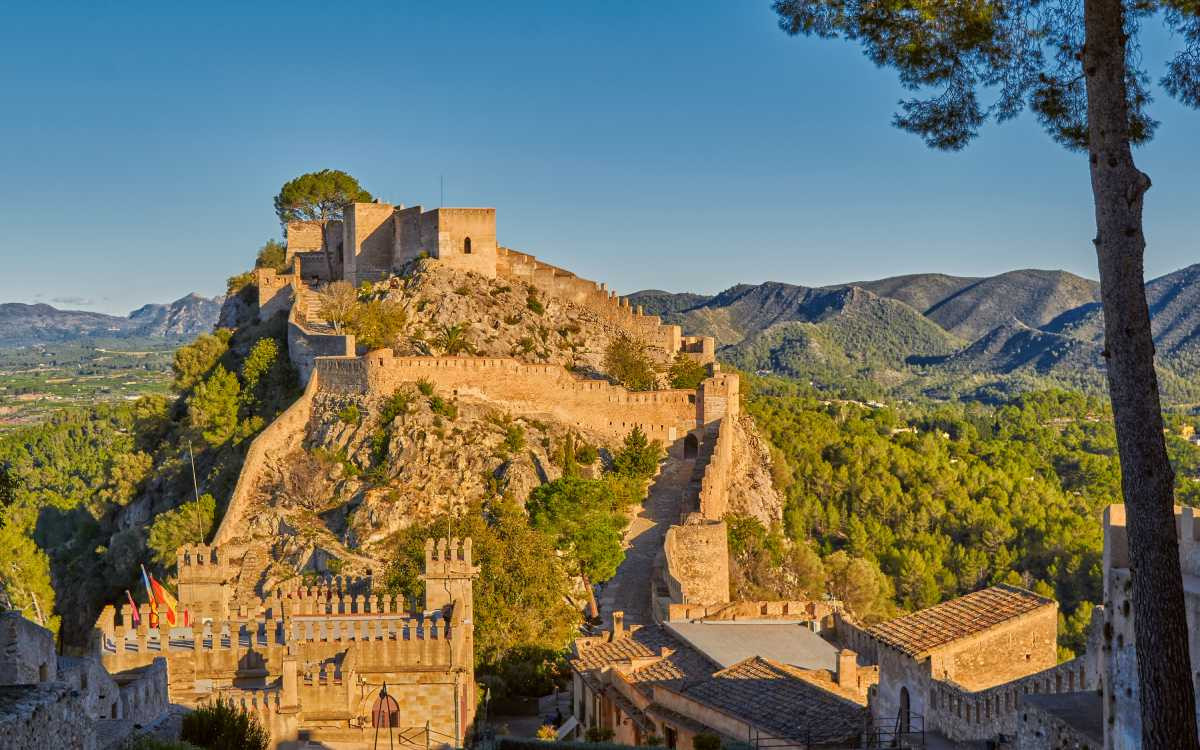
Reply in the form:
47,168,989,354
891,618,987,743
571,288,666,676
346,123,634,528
231,546,271,615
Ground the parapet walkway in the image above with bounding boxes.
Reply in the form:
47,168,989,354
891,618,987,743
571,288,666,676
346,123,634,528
597,456,694,628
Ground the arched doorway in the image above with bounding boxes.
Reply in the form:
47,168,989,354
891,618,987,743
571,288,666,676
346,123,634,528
372,692,400,728
898,686,910,734
463,237,473,254
684,433,699,459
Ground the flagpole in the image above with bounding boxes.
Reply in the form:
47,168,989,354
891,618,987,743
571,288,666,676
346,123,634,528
188,441,203,544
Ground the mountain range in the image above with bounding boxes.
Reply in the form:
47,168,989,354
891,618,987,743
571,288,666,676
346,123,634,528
0,294,223,347
630,265,1200,403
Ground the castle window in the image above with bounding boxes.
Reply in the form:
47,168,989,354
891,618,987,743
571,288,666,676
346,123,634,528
463,237,472,254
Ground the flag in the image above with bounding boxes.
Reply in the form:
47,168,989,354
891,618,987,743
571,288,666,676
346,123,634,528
124,589,140,627
140,564,159,625
150,575,180,627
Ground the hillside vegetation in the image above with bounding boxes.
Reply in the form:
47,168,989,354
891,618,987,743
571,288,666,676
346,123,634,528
736,374,1200,656
631,263,1200,404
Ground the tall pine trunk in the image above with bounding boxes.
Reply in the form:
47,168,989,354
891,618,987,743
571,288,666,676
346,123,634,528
1083,0,1199,744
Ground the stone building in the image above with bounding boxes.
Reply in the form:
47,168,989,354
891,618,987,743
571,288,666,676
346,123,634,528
92,538,478,749
0,611,169,750
847,583,1095,745
569,607,869,749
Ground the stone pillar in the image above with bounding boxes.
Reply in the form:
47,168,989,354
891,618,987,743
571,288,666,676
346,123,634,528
837,649,858,690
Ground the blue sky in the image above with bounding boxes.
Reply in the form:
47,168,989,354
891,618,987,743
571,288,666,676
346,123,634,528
1,2,1196,314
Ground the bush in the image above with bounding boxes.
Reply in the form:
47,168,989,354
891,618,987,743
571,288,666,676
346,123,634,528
147,494,217,568
603,336,656,391
527,295,545,315
417,379,435,397
122,734,201,750
430,396,458,420
225,271,255,297
610,427,663,479
347,298,406,351
179,698,270,750
503,424,526,453
585,727,616,743
254,239,288,272
337,404,361,425
668,354,709,390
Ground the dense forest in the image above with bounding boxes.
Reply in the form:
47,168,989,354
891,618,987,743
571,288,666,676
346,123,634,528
737,374,1200,656
0,291,297,643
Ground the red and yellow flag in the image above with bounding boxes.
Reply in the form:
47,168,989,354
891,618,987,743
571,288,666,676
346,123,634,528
150,575,180,627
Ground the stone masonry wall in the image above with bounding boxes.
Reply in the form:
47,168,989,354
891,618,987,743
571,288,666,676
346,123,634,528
213,368,322,545
315,352,699,444
0,683,96,750
662,518,730,607
0,612,57,684
496,247,692,356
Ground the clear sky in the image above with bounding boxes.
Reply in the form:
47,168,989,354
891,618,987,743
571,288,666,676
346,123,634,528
2,2,1196,314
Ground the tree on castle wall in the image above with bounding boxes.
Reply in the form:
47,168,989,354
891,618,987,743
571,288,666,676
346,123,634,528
273,169,373,227
603,335,657,392
773,0,1200,739
254,239,288,272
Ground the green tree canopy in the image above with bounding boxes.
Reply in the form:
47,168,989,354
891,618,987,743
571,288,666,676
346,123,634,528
610,426,663,479
273,169,373,226
603,335,657,391
147,494,216,569
527,478,626,587
668,354,709,390
254,239,288,272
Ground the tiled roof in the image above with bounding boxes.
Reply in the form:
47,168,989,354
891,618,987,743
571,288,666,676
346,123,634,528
571,626,678,671
868,584,1053,657
677,657,866,743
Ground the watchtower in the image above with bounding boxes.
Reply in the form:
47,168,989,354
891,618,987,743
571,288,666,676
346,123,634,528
420,538,479,620
176,544,232,622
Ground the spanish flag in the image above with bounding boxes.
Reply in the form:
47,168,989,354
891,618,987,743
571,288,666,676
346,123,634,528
150,574,180,627
140,565,158,625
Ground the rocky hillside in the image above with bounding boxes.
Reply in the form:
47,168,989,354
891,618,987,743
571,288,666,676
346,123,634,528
229,261,784,583
0,293,222,346
631,263,1200,402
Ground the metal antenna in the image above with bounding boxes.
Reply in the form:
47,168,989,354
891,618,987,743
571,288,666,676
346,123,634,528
188,442,203,543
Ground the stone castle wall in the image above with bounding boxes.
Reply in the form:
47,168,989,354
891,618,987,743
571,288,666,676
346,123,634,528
213,368,322,546
315,351,700,444
496,247,692,355
661,517,731,608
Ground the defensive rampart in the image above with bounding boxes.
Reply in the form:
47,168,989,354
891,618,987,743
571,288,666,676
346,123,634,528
212,368,322,546
497,247,706,357
924,656,1095,742
316,351,700,444
287,289,355,384
661,516,730,608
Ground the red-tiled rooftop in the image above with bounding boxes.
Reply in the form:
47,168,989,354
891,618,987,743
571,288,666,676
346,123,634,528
868,584,1053,657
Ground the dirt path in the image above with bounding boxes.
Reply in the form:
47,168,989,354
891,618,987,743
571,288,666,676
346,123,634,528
597,457,693,628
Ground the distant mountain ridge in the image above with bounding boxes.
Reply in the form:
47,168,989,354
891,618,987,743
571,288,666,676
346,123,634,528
0,293,222,346
630,263,1200,402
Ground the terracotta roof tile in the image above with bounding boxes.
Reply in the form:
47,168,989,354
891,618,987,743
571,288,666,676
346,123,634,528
868,584,1053,657
571,626,678,671
677,657,866,743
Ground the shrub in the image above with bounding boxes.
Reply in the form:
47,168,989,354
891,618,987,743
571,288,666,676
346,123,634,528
668,354,709,390
225,271,255,297
254,239,288,272
603,336,656,391
526,295,545,315
179,698,270,750
610,427,663,479
347,298,406,351
575,443,599,465
503,424,526,453
317,281,358,334
417,379,435,397
337,404,361,425
585,727,615,743
430,396,458,420
148,494,217,568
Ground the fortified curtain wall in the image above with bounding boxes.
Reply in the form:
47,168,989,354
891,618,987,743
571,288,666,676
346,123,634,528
315,351,699,444
213,369,322,546
497,247,702,356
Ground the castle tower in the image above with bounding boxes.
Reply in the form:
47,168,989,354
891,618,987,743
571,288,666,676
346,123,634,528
176,544,232,622
420,538,479,621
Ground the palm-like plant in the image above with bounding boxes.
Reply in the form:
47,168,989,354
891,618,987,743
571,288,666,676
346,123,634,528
434,323,473,356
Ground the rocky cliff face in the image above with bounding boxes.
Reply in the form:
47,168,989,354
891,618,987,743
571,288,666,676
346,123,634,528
726,415,784,525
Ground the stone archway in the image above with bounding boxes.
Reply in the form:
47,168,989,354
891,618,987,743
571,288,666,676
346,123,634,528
683,433,699,459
